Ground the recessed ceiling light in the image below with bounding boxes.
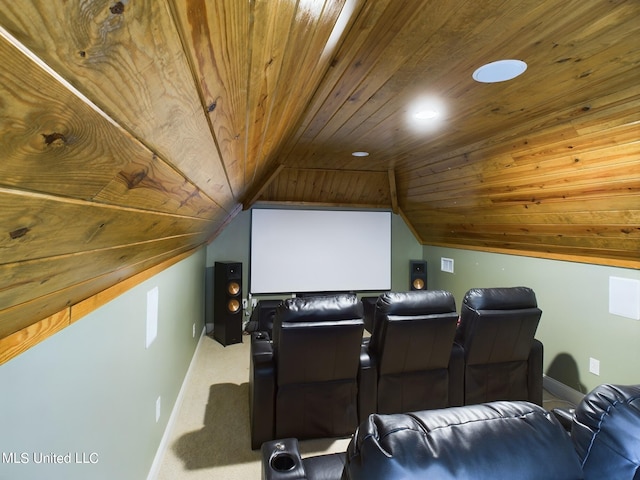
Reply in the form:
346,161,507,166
352,151,369,157
413,110,439,120
407,96,446,133
472,59,527,83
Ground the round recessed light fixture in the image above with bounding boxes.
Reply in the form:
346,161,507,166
407,95,446,133
351,151,369,157
472,59,527,83
413,109,439,120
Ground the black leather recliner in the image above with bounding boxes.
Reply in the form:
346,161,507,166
249,294,368,449
456,286,544,405
261,383,640,480
365,290,463,415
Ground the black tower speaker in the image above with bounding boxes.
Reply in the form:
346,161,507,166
213,261,243,346
410,260,427,291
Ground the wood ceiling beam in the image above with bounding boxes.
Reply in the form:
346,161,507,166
388,167,398,214
242,163,285,210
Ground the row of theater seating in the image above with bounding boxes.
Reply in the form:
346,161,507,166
260,384,640,480
249,286,543,449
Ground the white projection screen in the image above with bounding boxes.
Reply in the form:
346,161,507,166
250,209,391,294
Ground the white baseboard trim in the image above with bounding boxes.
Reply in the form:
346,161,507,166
543,374,585,406
147,325,206,480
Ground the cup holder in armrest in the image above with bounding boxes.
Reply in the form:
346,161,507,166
270,453,296,472
253,331,270,341
261,438,304,479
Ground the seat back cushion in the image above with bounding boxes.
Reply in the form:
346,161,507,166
457,286,540,348
276,320,364,384
272,294,362,346
344,401,584,480
275,319,364,441
458,287,541,365
464,361,529,405
378,313,458,374
370,290,456,354
462,308,542,364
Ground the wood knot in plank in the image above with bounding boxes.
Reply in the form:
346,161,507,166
119,169,148,189
110,2,125,14
42,132,67,147
10,227,30,239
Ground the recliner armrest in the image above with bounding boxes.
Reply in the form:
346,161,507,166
261,438,346,480
358,343,377,421
449,342,464,406
528,339,544,406
251,332,275,370
251,333,276,449
261,438,307,480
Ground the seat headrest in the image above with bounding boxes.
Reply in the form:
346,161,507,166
463,287,537,310
376,290,456,316
276,294,363,323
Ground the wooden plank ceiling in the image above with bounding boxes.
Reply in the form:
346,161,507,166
1,0,639,347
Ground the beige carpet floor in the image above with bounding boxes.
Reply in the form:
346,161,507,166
155,332,574,479
155,333,350,479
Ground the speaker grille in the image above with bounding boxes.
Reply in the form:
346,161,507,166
409,260,427,291
213,261,243,346
227,298,241,313
227,281,240,296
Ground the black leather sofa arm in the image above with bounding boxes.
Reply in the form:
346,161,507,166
448,342,464,406
251,332,276,449
261,438,347,480
357,343,377,421
261,438,307,480
528,338,544,405
251,331,274,360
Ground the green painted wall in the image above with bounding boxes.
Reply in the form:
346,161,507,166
424,246,640,393
0,249,206,480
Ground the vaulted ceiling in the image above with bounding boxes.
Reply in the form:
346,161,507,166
1,0,639,358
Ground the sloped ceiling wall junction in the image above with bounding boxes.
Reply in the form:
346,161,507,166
0,0,638,360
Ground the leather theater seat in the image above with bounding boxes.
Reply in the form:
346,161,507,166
364,290,463,415
249,294,368,449
456,286,544,405
261,383,640,480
